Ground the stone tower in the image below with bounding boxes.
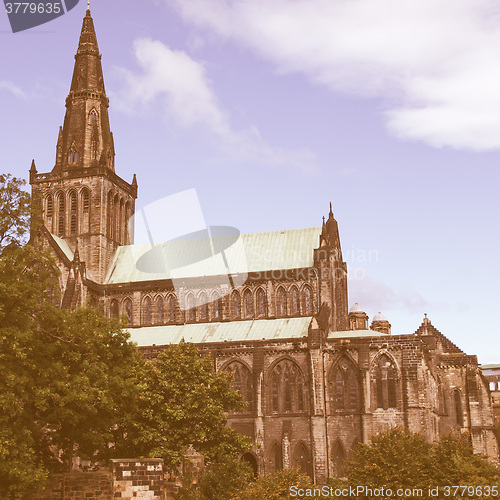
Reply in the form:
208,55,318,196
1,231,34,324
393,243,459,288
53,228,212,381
30,8,137,283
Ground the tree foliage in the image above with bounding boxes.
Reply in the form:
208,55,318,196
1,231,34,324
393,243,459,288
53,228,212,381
345,427,500,500
118,341,251,469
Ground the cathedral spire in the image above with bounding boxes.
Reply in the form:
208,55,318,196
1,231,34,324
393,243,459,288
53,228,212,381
53,9,114,173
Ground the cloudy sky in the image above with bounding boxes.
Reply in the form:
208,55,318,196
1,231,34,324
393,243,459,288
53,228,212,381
1,0,499,363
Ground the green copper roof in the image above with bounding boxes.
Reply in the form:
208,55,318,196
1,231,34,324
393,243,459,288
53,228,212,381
105,226,321,284
127,316,313,346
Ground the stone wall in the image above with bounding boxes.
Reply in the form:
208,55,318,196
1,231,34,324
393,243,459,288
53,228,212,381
33,471,112,500
111,458,164,499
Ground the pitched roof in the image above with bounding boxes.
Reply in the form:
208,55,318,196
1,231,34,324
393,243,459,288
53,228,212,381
328,329,390,339
105,226,321,284
127,316,313,346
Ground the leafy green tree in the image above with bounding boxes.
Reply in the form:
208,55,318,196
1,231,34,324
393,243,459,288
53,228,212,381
119,341,250,469
0,174,141,497
0,174,30,251
176,457,254,500
231,468,314,500
345,427,500,500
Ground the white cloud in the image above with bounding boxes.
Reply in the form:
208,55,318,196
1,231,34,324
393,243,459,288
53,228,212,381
116,38,317,173
168,0,500,151
0,81,25,98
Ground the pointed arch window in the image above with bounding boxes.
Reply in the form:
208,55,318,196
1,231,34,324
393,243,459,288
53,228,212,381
453,389,463,427
110,299,119,318
69,191,77,235
157,297,163,324
199,292,208,321
332,440,346,477
330,356,359,411
278,288,287,317
113,194,119,241
269,359,306,414
89,110,99,160
124,298,132,325
291,287,299,315
211,292,221,320
304,286,313,314
46,195,53,218
82,189,90,213
233,292,241,318
257,288,266,317
244,289,253,318
57,193,65,236
272,443,282,472
68,145,78,164
143,297,152,325
294,443,311,478
374,354,398,409
166,295,176,323
187,294,196,322
107,191,113,238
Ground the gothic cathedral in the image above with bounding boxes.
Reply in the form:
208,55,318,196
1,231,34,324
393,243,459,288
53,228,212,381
30,9,498,483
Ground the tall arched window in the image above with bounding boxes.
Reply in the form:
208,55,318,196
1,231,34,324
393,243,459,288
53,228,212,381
187,294,196,322
46,195,53,218
332,439,345,477
167,295,176,323
330,356,359,411
124,298,132,325
278,288,287,317
199,292,208,321
113,194,119,241
69,191,77,235
143,297,152,325
107,191,113,238
294,443,311,478
224,361,253,414
119,199,124,243
211,292,221,320
453,389,464,427
257,288,266,317
57,193,65,236
374,354,397,409
68,145,78,163
110,299,119,318
89,109,99,160
244,289,253,318
233,292,241,318
124,201,131,244
291,287,299,315
304,286,313,314
269,359,306,414
157,297,163,324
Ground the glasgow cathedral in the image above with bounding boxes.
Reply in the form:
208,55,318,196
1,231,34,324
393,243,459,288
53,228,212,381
29,9,498,484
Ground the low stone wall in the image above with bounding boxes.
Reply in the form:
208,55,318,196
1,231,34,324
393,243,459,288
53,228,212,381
111,458,164,499
33,470,113,500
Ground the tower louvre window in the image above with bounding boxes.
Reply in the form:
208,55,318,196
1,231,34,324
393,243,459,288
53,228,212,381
82,189,90,212
57,193,65,236
69,191,77,234
46,195,53,217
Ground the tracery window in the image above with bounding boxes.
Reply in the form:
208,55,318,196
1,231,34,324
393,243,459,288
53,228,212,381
68,146,78,163
89,109,99,160
278,287,287,317
330,356,359,411
143,296,152,325
224,361,253,414
374,354,397,409
244,289,253,318
269,359,306,414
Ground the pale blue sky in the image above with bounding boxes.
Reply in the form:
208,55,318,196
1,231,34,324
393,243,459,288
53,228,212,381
1,0,499,363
